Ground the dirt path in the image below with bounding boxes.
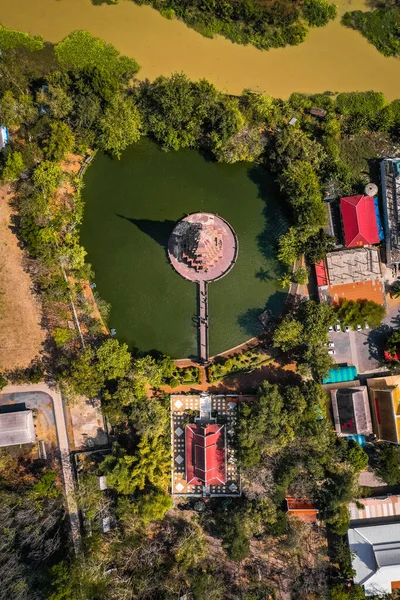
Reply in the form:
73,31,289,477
0,186,45,371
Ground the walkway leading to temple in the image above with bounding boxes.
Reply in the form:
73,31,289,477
198,280,209,362
168,212,238,363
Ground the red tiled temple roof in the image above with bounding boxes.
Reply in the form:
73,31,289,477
340,195,380,248
185,424,226,486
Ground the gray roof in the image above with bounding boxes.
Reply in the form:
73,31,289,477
0,410,36,447
349,523,400,595
331,387,373,436
326,247,382,285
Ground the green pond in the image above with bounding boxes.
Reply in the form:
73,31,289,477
80,138,288,358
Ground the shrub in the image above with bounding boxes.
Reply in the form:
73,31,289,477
303,0,337,27
0,25,44,51
55,31,140,78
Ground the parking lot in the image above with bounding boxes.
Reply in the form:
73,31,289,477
328,328,385,374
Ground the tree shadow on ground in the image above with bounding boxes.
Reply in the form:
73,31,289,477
365,323,392,363
115,215,175,256
247,165,290,262
207,362,301,395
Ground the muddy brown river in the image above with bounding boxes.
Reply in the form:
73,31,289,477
1,0,399,99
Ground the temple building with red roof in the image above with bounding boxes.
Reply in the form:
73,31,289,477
340,195,380,248
185,424,226,486
171,394,241,497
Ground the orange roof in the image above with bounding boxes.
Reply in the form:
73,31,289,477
329,279,384,305
285,497,318,522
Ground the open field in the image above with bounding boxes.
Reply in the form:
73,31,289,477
0,186,45,371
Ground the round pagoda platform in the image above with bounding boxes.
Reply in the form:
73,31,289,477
168,212,238,283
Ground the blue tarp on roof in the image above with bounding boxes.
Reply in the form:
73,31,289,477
347,434,366,447
322,365,357,384
0,125,9,150
374,197,384,241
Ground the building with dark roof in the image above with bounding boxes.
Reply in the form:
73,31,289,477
0,409,36,447
185,424,226,486
331,387,373,437
381,158,400,267
340,195,380,248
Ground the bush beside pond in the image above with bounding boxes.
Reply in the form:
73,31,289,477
207,349,272,383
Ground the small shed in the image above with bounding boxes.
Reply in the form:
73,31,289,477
285,497,318,523
310,107,327,118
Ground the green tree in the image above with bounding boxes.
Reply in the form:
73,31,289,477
99,94,142,158
63,346,104,398
1,150,24,182
33,160,62,197
273,317,303,351
238,381,297,464
376,444,400,485
55,30,140,78
385,329,400,359
278,227,301,267
122,489,172,524
0,24,44,51
96,338,131,380
346,440,368,472
44,121,75,162
303,0,337,27
0,90,37,128
222,514,250,562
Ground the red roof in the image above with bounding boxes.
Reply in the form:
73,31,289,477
185,424,226,486
340,195,380,247
315,260,328,286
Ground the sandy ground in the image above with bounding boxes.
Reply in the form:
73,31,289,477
0,186,45,370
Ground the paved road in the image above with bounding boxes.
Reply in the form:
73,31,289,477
1,383,81,552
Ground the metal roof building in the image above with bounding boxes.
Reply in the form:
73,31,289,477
348,522,400,595
0,410,36,447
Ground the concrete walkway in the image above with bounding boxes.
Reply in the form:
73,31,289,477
198,280,209,362
1,383,81,552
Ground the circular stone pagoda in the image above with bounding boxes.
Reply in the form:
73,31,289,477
168,212,238,283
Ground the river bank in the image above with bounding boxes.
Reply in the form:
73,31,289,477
1,0,400,100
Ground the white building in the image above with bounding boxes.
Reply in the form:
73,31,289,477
0,410,36,447
348,521,400,595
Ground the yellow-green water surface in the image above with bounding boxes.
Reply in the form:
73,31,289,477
80,138,287,358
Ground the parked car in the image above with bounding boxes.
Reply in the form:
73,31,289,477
365,323,370,329
335,324,341,332
344,325,350,333
357,325,362,331
328,325,334,332
328,342,335,348
328,349,335,355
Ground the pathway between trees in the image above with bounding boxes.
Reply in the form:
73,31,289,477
2,383,81,552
